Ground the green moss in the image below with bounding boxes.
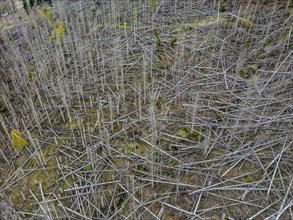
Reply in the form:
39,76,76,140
279,30,290,41
160,51,173,65
188,128,202,141
242,171,260,183
91,51,97,60
37,7,53,27
215,113,224,120
133,7,138,23
9,36,14,43
156,97,168,108
154,30,161,48
98,23,105,29
242,175,256,183
228,206,234,214
62,116,79,129
174,127,202,143
167,19,174,25
59,175,76,192
9,186,23,205
131,49,141,55
176,127,189,138
238,65,258,79
28,169,49,189
102,170,114,182
111,157,125,167
8,146,60,211
84,164,93,171
10,129,28,153
15,154,28,167
112,122,121,133
187,17,229,28
43,145,55,159
47,172,58,186
239,17,254,29
8,162,58,211
150,0,156,10
115,139,144,156
238,69,249,79
118,22,131,30
28,70,34,82
50,20,65,42
154,60,165,70
228,15,254,29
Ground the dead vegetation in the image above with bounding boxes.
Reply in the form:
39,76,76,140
0,0,292,219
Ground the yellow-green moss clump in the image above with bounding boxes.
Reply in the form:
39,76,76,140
186,17,229,28
176,127,202,141
10,129,28,152
237,64,258,79
176,128,189,138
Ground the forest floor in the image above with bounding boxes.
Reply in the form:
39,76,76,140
0,0,292,219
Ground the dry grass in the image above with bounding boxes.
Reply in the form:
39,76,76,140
0,0,292,219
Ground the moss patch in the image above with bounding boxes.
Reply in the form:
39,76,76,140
176,127,202,141
237,65,258,79
186,17,229,28
10,129,28,153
